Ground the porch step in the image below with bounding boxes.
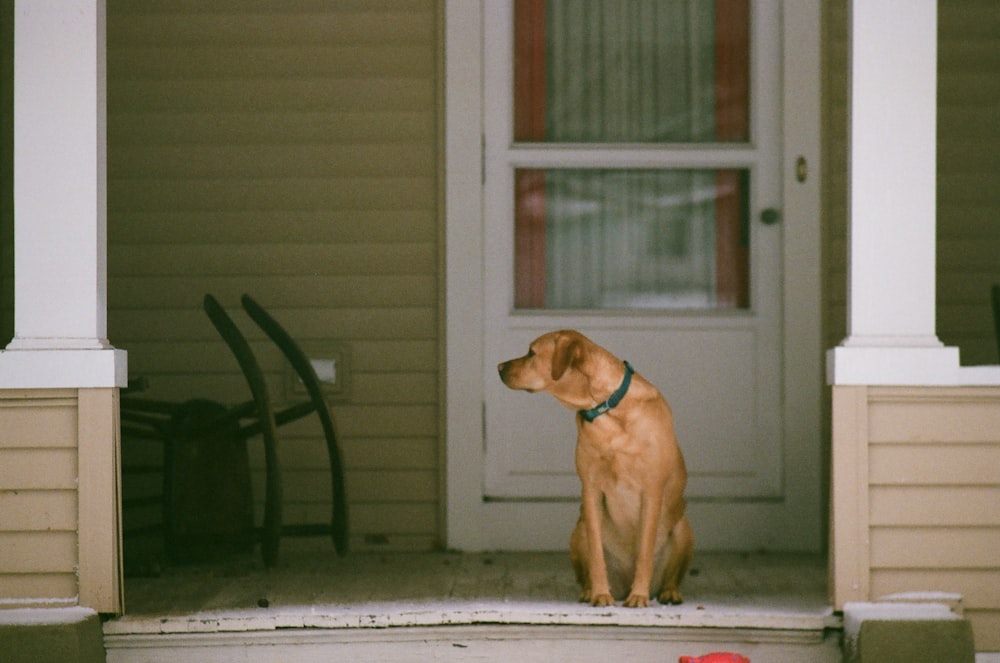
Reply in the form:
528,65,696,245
104,600,842,663
105,623,841,663
108,550,841,662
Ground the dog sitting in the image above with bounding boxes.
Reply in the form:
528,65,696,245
498,329,693,607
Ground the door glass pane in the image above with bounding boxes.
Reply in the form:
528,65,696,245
514,0,750,143
514,168,749,310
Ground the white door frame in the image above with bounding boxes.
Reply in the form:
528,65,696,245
445,0,823,551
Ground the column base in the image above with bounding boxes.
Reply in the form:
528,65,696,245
0,348,128,388
827,344,960,386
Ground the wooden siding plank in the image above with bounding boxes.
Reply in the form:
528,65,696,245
345,470,438,504
119,340,437,373
110,275,438,309
109,211,436,244
108,46,434,79
0,491,77,531
869,486,1000,527
868,398,1000,444
111,144,435,179
110,176,436,212
108,7,434,48
278,436,438,472
869,444,1000,486
340,437,438,472
108,79,434,113
109,111,434,146
869,527,1000,570
113,307,437,343
0,448,77,489
0,574,79,602
110,244,436,278
0,402,78,448
343,502,437,535
0,532,77,573
246,469,438,505
253,468,438,504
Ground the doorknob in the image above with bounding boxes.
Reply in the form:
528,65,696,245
760,208,781,225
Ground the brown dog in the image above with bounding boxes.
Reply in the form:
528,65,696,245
498,330,693,608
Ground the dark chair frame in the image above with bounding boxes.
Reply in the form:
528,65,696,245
240,293,348,556
120,294,348,569
202,294,283,567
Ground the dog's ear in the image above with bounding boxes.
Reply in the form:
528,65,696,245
551,332,581,381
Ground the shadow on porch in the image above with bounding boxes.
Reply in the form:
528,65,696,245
104,544,842,662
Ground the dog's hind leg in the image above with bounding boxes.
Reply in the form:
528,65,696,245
656,515,693,605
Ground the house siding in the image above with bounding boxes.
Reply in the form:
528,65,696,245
936,3,1000,365
106,1,442,552
832,386,1000,651
0,391,80,607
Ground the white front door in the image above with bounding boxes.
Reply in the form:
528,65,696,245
445,0,823,552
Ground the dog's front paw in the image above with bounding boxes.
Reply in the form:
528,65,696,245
579,585,615,607
623,592,650,608
589,592,615,607
657,588,684,605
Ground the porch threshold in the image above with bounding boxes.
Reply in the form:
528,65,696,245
105,548,839,636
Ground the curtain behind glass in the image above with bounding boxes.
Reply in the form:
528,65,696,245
545,0,716,143
513,0,750,310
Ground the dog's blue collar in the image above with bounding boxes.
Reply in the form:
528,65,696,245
579,361,634,423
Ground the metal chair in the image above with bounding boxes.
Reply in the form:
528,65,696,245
121,294,348,569
240,293,348,556
202,293,283,567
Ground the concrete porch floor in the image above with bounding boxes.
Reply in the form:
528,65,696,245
106,544,840,635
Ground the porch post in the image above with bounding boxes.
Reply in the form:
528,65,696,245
0,0,125,615
0,0,126,388
826,0,959,386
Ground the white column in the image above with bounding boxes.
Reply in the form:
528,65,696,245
0,0,125,388
826,0,959,386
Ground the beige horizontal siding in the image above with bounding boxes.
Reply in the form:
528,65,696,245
870,444,1000,486
870,528,1000,570
0,448,77,489
107,0,441,558
864,387,1000,651
870,487,1000,527
0,391,80,605
0,492,78,531
868,392,1000,443
0,575,80,606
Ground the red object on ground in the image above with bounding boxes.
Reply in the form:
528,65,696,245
679,654,750,663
